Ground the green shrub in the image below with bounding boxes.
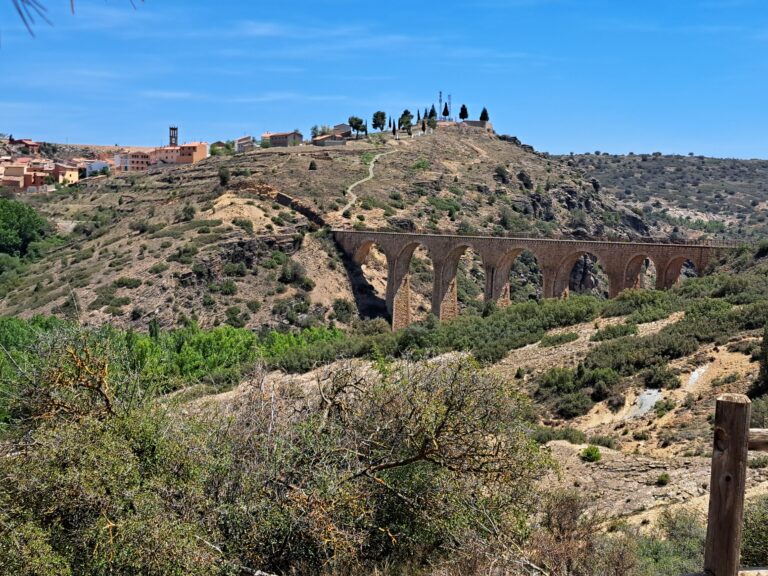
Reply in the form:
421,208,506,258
540,332,579,347
232,218,253,233
749,455,768,469
219,280,237,296
656,472,671,486
588,434,617,449
742,495,768,566
530,425,587,445
332,298,355,323
167,246,198,265
223,262,247,277
752,395,768,427
279,259,307,285
557,392,594,419
602,289,678,321
225,306,248,328
218,166,230,186
580,445,602,462
635,509,705,574
149,263,169,275
112,277,142,289
590,322,638,342
643,365,680,389
654,398,676,417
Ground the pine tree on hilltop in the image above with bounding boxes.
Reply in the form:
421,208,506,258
417,109,421,121
372,111,387,132
398,109,414,131
459,104,469,121
348,116,365,139
424,107,429,120
429,104,437,119
480,107,490,122
442,103,450,118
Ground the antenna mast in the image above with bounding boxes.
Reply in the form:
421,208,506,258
438,91,443,120
447,94,452,121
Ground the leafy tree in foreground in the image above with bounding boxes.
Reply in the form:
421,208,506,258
0,198,48,257
0,331,553,574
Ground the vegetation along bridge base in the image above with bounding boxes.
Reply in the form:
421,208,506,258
333,230,729,330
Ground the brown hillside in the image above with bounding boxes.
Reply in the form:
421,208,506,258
1,127,656,330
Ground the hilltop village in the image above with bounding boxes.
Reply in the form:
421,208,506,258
0,103,491,192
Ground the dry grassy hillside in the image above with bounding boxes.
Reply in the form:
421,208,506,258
1,127,656,330
565,152,768,241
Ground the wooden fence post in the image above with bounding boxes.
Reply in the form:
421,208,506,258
704,393,752,576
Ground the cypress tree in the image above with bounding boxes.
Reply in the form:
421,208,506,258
442,103,450,118
417,109,421,121
480,107,490,122
429,104,437,119
459,104,469,121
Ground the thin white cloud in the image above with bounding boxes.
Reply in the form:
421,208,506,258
140,90,198,100
226,92,347,104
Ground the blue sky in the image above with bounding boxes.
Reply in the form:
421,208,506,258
1,0,766,157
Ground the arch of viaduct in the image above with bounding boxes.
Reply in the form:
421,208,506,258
333,230,723,330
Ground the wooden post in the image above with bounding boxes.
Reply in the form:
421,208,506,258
704,394,752,576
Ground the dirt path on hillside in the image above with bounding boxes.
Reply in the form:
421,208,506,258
333,149,398,218
465,140,488,161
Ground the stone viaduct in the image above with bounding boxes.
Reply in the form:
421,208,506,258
333,230,726,330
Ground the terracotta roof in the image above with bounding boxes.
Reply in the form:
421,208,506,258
264,131,302,138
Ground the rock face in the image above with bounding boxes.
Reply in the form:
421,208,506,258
621,210,651,236
220,236,301,267
569,254,605,296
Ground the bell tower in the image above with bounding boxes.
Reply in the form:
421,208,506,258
169,126,178,147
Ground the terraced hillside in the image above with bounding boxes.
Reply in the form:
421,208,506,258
0,126,656,330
